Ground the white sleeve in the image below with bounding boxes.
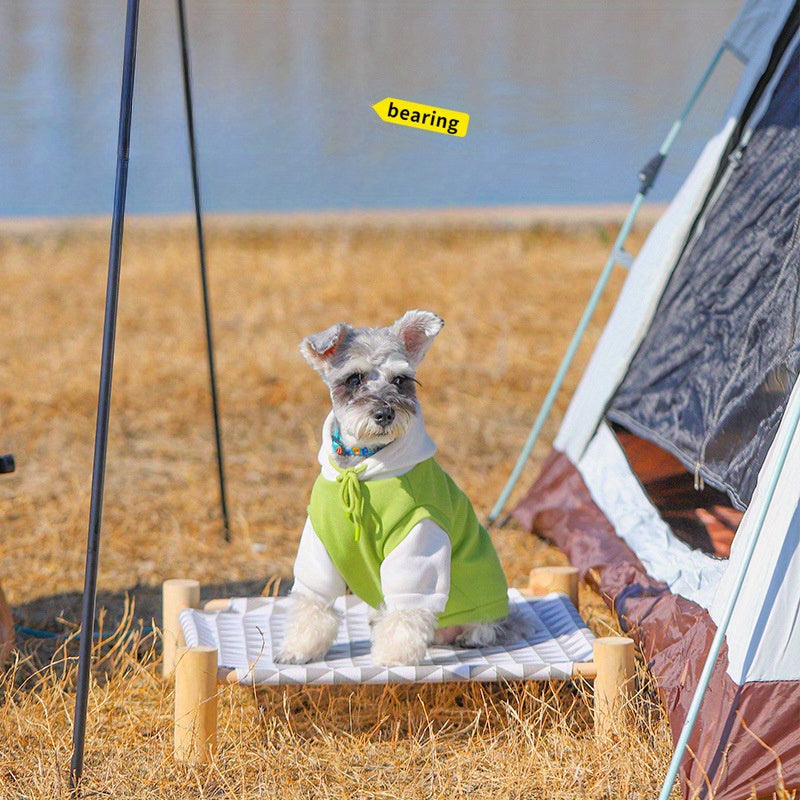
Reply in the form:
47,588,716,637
380,518,451,614
291,516,347,605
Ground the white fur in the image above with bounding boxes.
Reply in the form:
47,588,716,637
278,594,340,664
334,399,413,449
456,621,503,647
370,607,437,666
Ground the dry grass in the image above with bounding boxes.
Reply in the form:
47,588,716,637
2,635,673,799
0,212,769,798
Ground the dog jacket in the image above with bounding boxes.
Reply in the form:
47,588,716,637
308,456,509,627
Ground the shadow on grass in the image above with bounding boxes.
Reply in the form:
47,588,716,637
7,577,291,675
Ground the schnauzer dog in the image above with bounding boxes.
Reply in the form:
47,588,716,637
278,310,509,666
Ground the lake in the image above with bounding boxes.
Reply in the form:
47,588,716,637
0,0,743,217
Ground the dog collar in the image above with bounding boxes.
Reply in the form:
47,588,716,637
331,425,387,458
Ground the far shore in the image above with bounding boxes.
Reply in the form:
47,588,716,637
0,202,667,236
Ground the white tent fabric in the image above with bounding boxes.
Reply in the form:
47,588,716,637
723,0,794,63
574,396,800,686
576,422,727,610
709,378,800,684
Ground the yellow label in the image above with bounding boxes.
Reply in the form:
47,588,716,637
372,97,469,137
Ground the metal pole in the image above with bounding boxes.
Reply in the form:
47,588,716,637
70,0,140,791
176,0,231,541
487,42,728,526
488,194,643,525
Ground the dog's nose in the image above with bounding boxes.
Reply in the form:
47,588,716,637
373,406,396,428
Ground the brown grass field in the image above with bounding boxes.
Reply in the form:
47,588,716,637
0,209,776,798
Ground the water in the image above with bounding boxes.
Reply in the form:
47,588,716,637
0,0,742,218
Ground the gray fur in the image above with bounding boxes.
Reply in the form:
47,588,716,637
301,310,444,457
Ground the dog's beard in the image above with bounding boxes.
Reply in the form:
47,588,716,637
334,402,415,448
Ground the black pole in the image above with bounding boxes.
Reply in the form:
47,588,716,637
70,0,140,791
176,0,231,541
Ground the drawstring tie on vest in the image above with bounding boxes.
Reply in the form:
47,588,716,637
330,459,367,541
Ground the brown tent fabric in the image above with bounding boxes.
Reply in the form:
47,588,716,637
512,448,800,799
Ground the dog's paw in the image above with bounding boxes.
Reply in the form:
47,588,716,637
455,619,505,648
370,607,436,666
276,594,340,664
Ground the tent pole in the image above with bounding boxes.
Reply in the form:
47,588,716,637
487,42,727,526
176,0,231,542
487,196,642,525
69,0,140,791
657,391,800,800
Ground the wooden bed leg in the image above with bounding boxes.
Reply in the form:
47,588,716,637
593,636,635,739
162,578,200,678
174,645,218,764
527,565,579,606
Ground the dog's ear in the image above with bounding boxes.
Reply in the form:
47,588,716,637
391,310,444,366
300,323,353,374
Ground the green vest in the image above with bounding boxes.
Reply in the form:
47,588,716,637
308,458,509,627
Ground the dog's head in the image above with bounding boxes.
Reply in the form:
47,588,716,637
300,310,444,449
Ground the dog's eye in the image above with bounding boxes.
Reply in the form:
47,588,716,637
392,375,412,387
345,373,363,388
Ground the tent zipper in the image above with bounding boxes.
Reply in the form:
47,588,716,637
694,461,705,492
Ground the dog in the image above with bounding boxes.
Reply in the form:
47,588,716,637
277,310,509,666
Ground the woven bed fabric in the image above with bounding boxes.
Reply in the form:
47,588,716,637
179,589,595,685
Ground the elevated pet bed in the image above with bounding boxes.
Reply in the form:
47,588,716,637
162,570,634,764
179,588,595,686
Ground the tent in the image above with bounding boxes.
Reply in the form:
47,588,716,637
511,1,799,797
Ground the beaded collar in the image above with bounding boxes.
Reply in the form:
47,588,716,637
331,424,388,458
